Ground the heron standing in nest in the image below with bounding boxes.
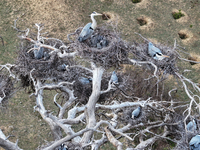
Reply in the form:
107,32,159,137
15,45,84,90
78,11,102,42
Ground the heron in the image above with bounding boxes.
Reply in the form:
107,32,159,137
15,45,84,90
78,11,102,42
111,71,118,84
34,41,44,59
78,77,92,85
187,118,197,132
57,64,67,71
189,135,200,150
131,106,141,119
148,42,169,60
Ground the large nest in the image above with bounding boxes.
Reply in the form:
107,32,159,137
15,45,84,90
13,39,81,88
68,26,129,68
130,41,178,75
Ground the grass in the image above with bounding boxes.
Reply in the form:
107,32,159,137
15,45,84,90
0,0,200,149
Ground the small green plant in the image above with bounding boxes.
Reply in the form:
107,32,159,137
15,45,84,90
172,10,185,19
132,0,142,3
190,25,193,28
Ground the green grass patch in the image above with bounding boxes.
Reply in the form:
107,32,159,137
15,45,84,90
172,10,185,19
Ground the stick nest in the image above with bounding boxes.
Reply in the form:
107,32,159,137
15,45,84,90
68,26,129,68
130,41,179,75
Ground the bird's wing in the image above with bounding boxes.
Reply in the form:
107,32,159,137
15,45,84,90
79,23,94,41
187,122,192,130
190,135,200,147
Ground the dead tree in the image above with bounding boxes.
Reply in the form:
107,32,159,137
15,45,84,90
0,23,200,150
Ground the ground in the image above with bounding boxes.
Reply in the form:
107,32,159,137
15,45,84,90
0,0,200,149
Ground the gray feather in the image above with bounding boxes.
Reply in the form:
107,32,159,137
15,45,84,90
131,106,141,119
148,42,162,58
34,44,44,59
111,71,118,84
189,135,200,150
78,77,92,85
187,119,197,131
78,23,94,42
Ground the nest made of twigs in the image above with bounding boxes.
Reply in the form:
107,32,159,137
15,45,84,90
68,26,129,68
13,40,78,85
130,41,178,75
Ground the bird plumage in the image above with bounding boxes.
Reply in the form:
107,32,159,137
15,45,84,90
131,106,141,119
148,42,169,60
34,43,44,59
90,35,108,49
57,64,67,71
111,71,118,84
187,119,197,131
78,11,102,42
78,77,92,85
189,135,200,150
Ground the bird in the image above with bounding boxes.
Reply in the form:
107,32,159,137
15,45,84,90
131,106,141,119
110,71,118,84
148,42,169,60
33,41,44,59
78,77,92,85
57,64,67,71
58,144,68,150
187,118,197,132
189,135,200,150
78,11,102,42
90,34,108,49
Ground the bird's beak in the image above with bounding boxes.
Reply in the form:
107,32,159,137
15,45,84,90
162,55,170,58
96,13,103,16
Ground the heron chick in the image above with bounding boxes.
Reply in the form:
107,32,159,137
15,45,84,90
78,11,102,42
187,118,197,132
110,71,118,84
131,106,141,119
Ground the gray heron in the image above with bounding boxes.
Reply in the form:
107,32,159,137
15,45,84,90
148,42,169,60
57,64,67,71
78,77,92,85
189,135,200,150
78,11,102,42
131,106,141,119
34,41,44,59
111,71,118,84
187,118,197,132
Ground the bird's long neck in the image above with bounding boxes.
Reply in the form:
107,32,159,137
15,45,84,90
91,15,97,29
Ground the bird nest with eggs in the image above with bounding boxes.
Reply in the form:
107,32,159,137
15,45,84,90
67,26,129,68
